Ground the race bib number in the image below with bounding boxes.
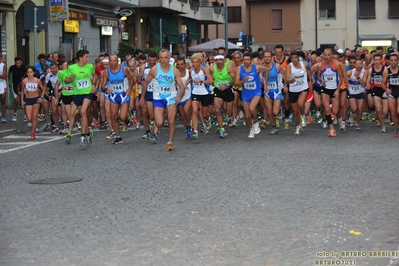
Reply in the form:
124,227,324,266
160,86,171,92
112,84,123,93
217,82,229,88
76,79,89,89
63,84,73,91
267,82,278,90
390,77,399,85
349,85,361,92
372,75,382,85
244,81,256,90
26,83,36,91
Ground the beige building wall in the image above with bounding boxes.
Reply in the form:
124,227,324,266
206,0,246,42
301,0,357,50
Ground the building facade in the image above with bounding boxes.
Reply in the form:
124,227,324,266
301,0,399,51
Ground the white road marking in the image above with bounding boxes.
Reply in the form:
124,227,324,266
0,134,77,154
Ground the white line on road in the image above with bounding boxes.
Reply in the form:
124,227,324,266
0,134,72,154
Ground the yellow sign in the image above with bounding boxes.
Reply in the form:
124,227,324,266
64,20,79,33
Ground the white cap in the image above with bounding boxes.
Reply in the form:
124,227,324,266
337,49,344,53
169,58,175,65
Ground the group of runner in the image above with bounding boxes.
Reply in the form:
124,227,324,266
3,44,399,151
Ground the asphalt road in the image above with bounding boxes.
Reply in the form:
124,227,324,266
0,110,398,266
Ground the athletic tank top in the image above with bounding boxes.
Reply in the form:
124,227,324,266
0,62,7,89
24,77,39,92
213,63,233,88
266,62,282,92
191,65,210,95
179,68,191,102
154,63,176,100
370,64,385,89
348,68,365,95
143,63,154,92
288,61,308,93
321,61,339,90
387,66,399,91
108,66,128,94
240,64,262,91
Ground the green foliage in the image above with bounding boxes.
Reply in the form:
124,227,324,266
117,42,162,58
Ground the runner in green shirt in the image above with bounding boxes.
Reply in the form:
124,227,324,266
64,50,96,146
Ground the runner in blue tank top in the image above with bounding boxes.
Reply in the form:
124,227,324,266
101,54,135,144
235,52,268,139
141,49,185,151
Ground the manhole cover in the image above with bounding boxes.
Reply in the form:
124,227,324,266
29,177,83,184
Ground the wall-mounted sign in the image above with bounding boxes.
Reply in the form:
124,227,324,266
50,0,69,21
101,26,113,36
69,10,88,21
118,9,135,17
122,32,129,41
93,16,119,28
64,19,79,33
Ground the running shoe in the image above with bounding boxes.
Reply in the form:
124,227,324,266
376,120,381,127
107,131,117,139
135,123,140,130
328,127,336,137
166,142,175,151
186,127,192,139
307,115,313,125
238,111,244,119
270,127,279,135
300,115,307,128
30,133,35,140
191,130,199,140
229,119,238,128
1,117,6,123
253,121,261,134
142,132,151,139
92,121,100,127
99,122,108,130
248,128,255,138
355,124,360,131
50,126,59,133
113,136,123,144
60,127,68,134
219,128,227,138
315,110,321,119
394,128,399,138
12,114,17,122
65,134,71,144
294,125,301,136
340,120,346,131
150,133,158,144
276,118,280,128
225,118,231,127
122,125,128,133
260,119,267,129
87,131,93,146
317,118,323,124
322,121,328,129
332,114,337,125
23,116,27,123
361,112,367,121
79,135,87,146
201,123,209,134
390,121,394,126
284,119,290,130
44,123,51,131
380,126,386,133
163,120,169,127
206,119,212,131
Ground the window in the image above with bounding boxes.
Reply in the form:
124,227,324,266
319,0,335,19
271,9,283,31
228,6,241,23
389,0,399,18
358,0,375,18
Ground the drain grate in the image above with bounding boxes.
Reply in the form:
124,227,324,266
29,177,83,184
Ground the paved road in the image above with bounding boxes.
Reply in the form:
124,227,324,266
0,112,398,266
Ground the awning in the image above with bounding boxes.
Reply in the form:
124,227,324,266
147,10,180,44
0,4,16,12
359,34,396,40
185,17,200,40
